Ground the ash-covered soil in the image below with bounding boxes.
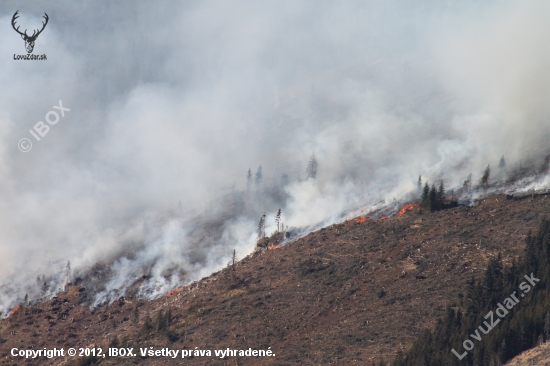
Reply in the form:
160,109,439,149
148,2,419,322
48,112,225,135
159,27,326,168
2,193,549,365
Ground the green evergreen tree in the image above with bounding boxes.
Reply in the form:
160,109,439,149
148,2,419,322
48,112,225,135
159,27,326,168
483,254,503,307
141,315,153,335
166,307,172,327
421,182,430,207
429,184,437,211
481,165,490,187
155,309,164,332
437,181,445,208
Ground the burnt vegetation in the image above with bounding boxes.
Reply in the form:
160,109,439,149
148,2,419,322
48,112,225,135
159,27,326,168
4,193,547,365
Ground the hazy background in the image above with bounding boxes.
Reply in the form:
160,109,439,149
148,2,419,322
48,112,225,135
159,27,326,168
1,0,550,313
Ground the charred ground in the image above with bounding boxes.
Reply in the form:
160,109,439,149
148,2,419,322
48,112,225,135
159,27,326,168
1,193,549,365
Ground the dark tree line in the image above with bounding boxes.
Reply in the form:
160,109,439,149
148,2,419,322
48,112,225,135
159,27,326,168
421,181,446,212
393,219,550,366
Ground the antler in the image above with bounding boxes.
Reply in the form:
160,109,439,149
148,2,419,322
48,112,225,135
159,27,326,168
11,11,26,37
11,11,49,40
34,13,49,38
29,13,48,39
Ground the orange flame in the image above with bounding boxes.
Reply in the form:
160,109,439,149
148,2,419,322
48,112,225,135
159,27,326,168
398,202,418,215
380,216,387,221
9,305,20,317
167,288,182,298
268,244,282,251
355,216,367,224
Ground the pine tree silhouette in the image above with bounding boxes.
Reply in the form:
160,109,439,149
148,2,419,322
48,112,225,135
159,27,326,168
247,168,252,193
481,165,490,187
275,209,282,233
437,181,445,209
429,184,437,211
255,165,263,190
463,174,472,192
421,182,430,208
257,213,266,240
306,154,318,179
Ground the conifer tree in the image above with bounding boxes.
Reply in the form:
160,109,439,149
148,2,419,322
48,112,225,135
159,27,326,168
255,166,263,190
65,261,71,288
540,155,550,174
275,209,282,233
247,168,252,193
166,307,172,327
155,310,165,332
227,248,239,283
499,156,506,169
437,180,445,208
142,315,153,333
418,176,422,192
483,254,503,306
421,182,430,207
481,165,490,187
429,184,437,211
257,213,266,240
463,173,472,192
133,303,139,324
230,249,237,271
306,154,318,179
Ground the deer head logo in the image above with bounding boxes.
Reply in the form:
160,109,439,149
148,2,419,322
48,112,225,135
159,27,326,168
12,11,49,54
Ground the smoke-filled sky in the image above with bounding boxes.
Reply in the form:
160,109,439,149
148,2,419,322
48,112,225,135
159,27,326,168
1,0,550,312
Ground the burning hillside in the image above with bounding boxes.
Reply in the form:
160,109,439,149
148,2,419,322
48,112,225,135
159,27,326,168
2,192,550,365
4,1,550,365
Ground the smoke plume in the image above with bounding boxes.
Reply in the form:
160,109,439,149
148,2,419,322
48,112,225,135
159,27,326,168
1,0,550,314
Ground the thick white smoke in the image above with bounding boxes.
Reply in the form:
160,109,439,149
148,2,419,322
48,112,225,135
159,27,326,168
1,0,550,314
